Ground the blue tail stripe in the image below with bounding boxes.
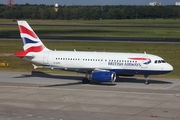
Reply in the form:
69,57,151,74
22,37,38,45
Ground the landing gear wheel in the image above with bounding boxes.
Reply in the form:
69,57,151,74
82,78,90,84
144,75,149,85
145,81,149,85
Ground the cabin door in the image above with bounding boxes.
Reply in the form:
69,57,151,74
43,53,49,64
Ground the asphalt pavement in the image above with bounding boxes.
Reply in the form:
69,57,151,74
0,71,179,120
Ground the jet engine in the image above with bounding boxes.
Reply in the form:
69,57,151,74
87,71,116,82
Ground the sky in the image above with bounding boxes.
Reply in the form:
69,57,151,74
0,0,179,6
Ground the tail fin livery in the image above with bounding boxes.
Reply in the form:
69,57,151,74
15,21,50,58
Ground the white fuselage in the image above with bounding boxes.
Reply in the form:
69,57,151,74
28,50,173,75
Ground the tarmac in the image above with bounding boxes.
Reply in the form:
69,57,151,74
0,71,180,120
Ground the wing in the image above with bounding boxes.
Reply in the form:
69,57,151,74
32,64,114,73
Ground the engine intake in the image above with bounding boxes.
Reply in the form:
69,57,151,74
87,71,116,82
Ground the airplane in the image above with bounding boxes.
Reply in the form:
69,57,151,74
14,21,173,85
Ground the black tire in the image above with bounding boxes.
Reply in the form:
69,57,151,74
82,78,90,84
145,81,149,85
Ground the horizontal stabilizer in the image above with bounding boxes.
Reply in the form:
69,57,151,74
14,51,34,59
14,51,27,58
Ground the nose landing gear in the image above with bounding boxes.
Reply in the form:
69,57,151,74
144,75,149,85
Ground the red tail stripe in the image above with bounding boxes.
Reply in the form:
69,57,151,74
19,25,37,39
15,45,43,58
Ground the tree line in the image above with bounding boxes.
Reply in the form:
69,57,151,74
0,4,180,20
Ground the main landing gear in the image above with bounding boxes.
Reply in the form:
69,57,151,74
82,78,90,84
144,75,149,85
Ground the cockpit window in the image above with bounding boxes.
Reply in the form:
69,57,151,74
161,60,166,63
154,60,166,64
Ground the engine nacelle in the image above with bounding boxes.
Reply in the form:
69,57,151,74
87,71,116,82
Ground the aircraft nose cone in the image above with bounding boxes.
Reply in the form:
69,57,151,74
166,64,173,72
169,64,173,71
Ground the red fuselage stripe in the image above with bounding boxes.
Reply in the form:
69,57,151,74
129,58,150,61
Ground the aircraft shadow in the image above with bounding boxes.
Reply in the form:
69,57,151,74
40,82,116,87
14,71,117,87
39,82,83,87
14,71,172,87
14,71,83,81
116,77,173,84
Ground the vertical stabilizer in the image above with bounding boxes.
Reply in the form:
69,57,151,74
17,21,49,51
15,21,50,58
